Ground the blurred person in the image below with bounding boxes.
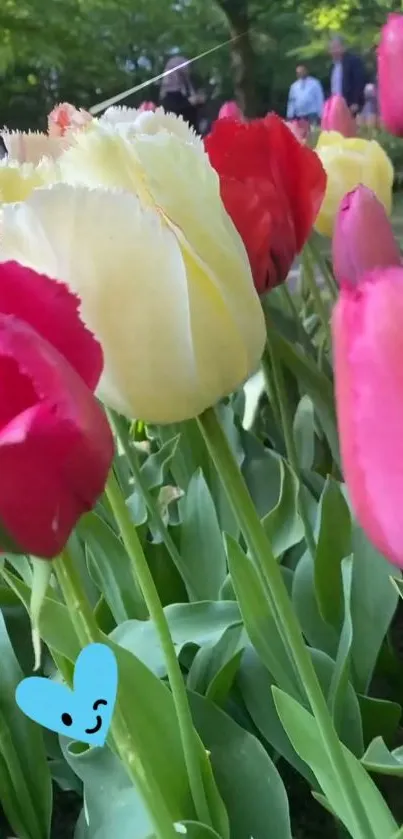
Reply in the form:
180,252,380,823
358,83,379,128
159,55,198,129
286,64,324,124
329,36,366,115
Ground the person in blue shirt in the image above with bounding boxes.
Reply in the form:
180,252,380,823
286,64,324,124
329,36,366,114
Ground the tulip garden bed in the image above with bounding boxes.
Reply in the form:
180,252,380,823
2,89,403,839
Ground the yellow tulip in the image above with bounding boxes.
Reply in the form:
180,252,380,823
0,112,265,423
315,131,394,237
1,130,67,164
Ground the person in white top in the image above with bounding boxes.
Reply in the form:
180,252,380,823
286,64,324,124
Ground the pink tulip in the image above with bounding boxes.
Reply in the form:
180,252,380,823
378,14,403,136
332,186,401,285
321,95,356,137
218,101,243,120
333,266,403,568
138,101,156,112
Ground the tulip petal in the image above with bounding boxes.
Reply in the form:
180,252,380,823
0,160,46,203
333,267,403,567
0,315,113,558
0,261,103,390
0,183,265,422
1,130,67,164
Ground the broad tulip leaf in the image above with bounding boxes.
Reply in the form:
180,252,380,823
351,525,400,693
188,691,293,839
186,624,245,704
80,512,147,622
362,737,403,777
240,431,283,518
178,470,227,600
293,394,315,470
273,688,397,837
292,550,338,657
358,696,401,748
111,601,242,678
328,557,354,727
314,477,351,626
262,454,304,557
0,611,52,839
225,535,298,695
147,825,222,839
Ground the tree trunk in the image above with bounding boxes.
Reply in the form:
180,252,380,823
215,0,258,117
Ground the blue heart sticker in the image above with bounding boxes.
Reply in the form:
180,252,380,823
15,643,118,747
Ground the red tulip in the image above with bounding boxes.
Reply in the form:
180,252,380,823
204,114,326,294
333,185,401,285
218,101,243,120
333,267,403,567
378,15,403,136
0,261,114,558
321,96,356,137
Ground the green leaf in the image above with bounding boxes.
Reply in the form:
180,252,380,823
80,512,147,622
240,431,282,518
178,470,227,600
0,611,52,839
328,557,354,729
262,454,304,557
292,550,339,657
351,525,400,693
273,688,397,837
111,601,242,678
225,536,297,695
358,696,401,748
238,645,316,785
148,825,222,839
314,477,351,626
140,434,181,489
189,691,293,839
293,395,315,470
187,624,245,704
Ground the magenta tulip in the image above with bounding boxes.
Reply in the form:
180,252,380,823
321,95,356,137
378,14,403,136
332,185,401,285
333,266,403,568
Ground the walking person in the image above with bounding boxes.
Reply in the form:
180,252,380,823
329,35,366,115
159,55,198,130
286,64,324,125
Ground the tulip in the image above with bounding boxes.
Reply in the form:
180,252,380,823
378,14,403,136
315,132,393,237
0,261,113,558
218,101,244,120
0,113,265,424
48,102,93,137
333,266,403,568
205,114,326,294
321,96,356,137
138,101,156,112
333,185,401,285
1,130,67,164
285,119,310,143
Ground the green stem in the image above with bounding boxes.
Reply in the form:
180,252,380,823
108,410,195,595
53,548,178,839
105,469,211,827
302,247,332,346
262,340,317,560
279,284,317,359
197,407,377,839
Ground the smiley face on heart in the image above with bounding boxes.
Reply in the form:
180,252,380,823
15,643,117,747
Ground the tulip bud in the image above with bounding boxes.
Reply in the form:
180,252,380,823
333,185,401,285
138,101,156,112
315,132,393,237
218,101,244,120
333,266,403,568
378,14,403,136
321,96,356,137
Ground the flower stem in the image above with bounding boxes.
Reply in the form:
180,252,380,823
105,469,212,828
307,238,338,302
262,339,317,560
53,548,178,839
197,406,377,839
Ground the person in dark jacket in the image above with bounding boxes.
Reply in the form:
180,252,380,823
159,55,198,130
329,36,366,114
